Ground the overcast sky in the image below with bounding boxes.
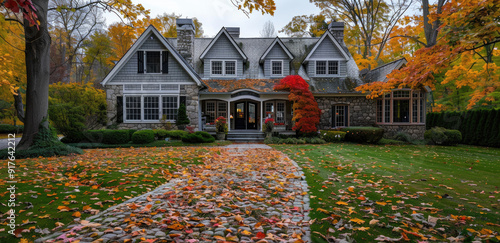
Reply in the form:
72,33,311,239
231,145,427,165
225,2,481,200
105,0,322,37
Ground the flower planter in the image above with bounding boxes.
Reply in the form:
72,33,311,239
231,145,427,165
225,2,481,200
274,125,286,131
216,133,226,140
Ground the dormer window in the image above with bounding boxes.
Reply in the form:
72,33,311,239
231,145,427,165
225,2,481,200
137,50,168,74
271,60,283,76
211,60,237,77
316,60,339,75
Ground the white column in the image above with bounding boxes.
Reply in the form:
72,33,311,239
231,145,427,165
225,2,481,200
260,100,264,131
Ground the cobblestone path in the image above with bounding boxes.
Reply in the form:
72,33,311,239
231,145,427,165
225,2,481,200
38,145,311,242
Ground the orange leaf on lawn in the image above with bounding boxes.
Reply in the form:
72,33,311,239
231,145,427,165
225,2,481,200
336,201,348,206
376,201,387,206
72,211,81,218
57,206,70,212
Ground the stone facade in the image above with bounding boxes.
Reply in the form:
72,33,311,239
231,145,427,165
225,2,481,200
316,96,377,129
104,84,200,131
176,19,195,66
377,124,426,140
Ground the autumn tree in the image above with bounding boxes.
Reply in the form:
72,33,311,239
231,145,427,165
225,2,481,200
357,0,500,110
274,75,321,133
82,30,114,87
280,14,329,37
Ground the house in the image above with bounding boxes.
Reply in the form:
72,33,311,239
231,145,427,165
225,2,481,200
101,19,427,139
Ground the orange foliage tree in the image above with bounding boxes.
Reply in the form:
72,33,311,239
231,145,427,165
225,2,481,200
357,0,500,109
274,75,320,133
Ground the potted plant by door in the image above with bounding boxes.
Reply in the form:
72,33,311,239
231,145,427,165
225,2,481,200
263,118,274,138
215,116,228,140
176,104,190,130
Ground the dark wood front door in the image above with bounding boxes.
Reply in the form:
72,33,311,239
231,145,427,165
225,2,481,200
234,101,258,130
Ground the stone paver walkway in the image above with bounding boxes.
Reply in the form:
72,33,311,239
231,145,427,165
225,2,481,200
38,145,311,242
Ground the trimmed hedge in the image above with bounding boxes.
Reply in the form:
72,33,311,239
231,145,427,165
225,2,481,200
131,130,155,144
102,130,130,144
320,130,346,143
0,124,24,133
181,131,215,143
154,129,188,140
340,127,384,144
265,137,326,144
424,127,462,146
82,130,105,143
426,109,499,147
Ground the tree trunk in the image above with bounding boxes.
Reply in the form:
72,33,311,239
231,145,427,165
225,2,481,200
422,0,445,47
17,0,52,150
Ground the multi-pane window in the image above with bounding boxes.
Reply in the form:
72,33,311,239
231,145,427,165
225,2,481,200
144,96,159,120
328,61,338,74
316,61,339,75
276,102,285,123
217,102,227,118
204,101,228,124
316,61,327,75
265,103,274,118
205,101,216,124
377,90,425,124
211,61,223,75
332,105,348,127
162,96,178,120
146,51,160,73
211,60,237,76
271,61,283,76
125,97,141,121
225,61,236,75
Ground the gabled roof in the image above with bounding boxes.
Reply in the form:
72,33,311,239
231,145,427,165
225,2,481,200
101,25,202,86
259,37,294,63
303,30,350,62
199,27,248,61
362,58,407,82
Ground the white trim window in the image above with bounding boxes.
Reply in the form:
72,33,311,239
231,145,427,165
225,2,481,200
211,60,237,77
316,60,339,75
376,90,426,124
125,96,141,121
124,95,179,122
271,60,283,76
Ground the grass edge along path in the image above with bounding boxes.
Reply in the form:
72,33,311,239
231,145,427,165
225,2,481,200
273,143,500,242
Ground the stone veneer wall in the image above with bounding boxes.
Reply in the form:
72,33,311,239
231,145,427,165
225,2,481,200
377,124,425,140
316,96,377,129
105,84,199,130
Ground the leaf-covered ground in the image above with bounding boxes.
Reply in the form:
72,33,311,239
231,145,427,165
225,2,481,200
274,143,500,242
0,147,208,241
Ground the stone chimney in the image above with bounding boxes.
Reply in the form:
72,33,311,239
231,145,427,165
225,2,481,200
226,27,240,38
328,21,344,44
176,18,195,66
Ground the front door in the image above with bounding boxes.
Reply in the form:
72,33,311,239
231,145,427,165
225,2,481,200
235,102,246,129
234,101,258,130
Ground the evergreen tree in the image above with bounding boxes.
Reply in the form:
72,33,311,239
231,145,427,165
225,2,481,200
176,104,190,126
426,113,434,130
480,110,495,146
473,110,488,145
488,109,500,147
463,110,478,144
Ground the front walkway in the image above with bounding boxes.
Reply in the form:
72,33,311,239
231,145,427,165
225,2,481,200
38,144,311,242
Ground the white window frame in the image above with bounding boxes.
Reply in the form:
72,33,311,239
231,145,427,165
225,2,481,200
139,49,167,74
210,60,238,77
270,60,284,77
123,94,180,123
315,60,341,76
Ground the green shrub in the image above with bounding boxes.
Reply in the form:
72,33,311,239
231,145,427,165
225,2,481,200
0,124,23,133
127,129,137,140
341,127,384,144
131,130,155,144
321,130,346,142
181,131,215,143
102,130,130,144
304,137,326,144
264,137,282,144
154,129,169,140
394,132,412,143
425,127,462,146
176,104,190,126
50,104,86,143
166,130,189,139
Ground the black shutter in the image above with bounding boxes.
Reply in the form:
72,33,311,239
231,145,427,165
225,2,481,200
162,51,168,74
137,51,144,73
117,96,123,123
180,96,186,107
344,105,349,127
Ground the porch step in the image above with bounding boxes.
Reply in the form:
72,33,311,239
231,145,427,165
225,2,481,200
227,131,266,141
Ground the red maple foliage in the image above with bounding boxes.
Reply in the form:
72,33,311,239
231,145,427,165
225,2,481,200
274,75,321,133
4,0,39,28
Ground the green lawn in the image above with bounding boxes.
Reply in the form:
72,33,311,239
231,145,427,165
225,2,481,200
273,143,500,242
0,147,214,241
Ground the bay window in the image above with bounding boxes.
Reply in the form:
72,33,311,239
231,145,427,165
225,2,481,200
377,90,425,124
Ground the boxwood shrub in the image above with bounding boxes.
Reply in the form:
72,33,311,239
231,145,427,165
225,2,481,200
82,130,105,143
181,131,215,143
102,130,130,144
132,130,155,144
424,127,462,146
154,129,169,140
340,127,384,144
321,130,346,142
167,130,189,139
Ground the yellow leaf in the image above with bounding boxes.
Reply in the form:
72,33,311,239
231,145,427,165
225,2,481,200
235,214,243,221
317,208,330,214
241,230,252,236
376,201,387,206
349,218,365,225
72,211,81,218
336,201,348,206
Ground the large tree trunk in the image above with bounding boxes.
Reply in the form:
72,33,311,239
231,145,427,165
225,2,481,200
17,0,52,150
422,0,445,47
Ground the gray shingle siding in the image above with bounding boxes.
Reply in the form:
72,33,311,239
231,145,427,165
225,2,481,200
141,34,164,49
109,51,196,84
264,59,289,77
308,60,346,78
309,37,344,60
203,34,243,59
